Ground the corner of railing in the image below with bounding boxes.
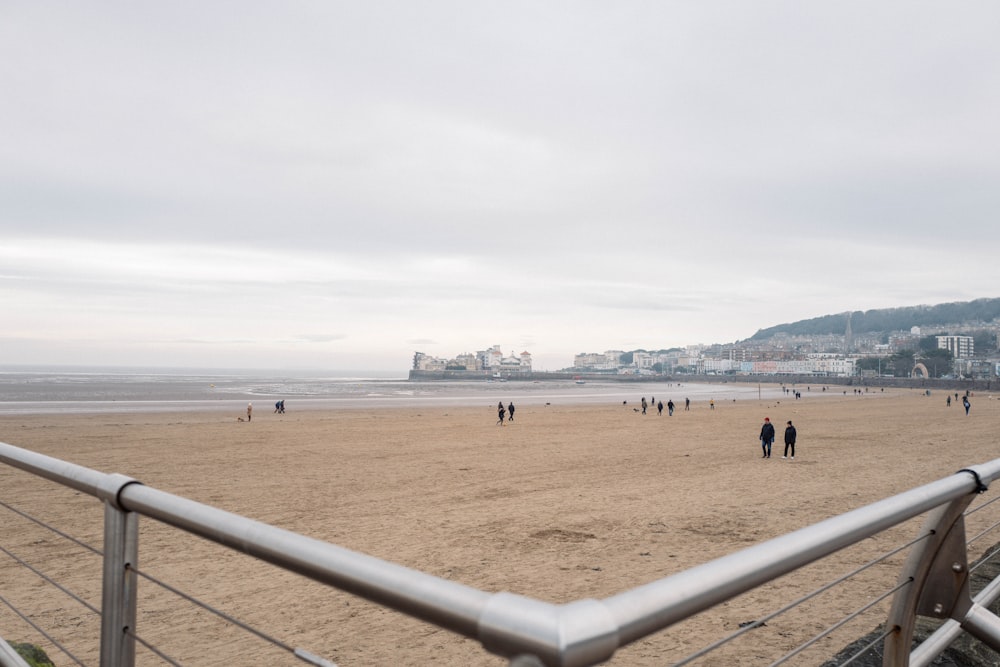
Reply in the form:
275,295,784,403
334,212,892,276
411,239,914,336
95,473,143,511
478,593,619,667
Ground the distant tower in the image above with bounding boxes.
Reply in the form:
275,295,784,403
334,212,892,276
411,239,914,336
844,312,853,353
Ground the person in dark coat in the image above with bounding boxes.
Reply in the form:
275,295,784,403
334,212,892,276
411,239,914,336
508,402,515,422
783,421,797,459
759,417,775,458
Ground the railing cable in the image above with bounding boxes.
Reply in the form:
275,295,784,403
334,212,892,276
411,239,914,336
0,544,100,615
127,564,335,665
671,531,928,666
835,626,895,667
968,543,1000,576
125,627,183,667
968,517,1000,548
0,498,102,557
965,493,1000,517
767,579,910,667
0,593,88,667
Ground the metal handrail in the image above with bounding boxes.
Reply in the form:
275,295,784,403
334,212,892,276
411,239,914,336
0,634,31,667
4,439,1000,666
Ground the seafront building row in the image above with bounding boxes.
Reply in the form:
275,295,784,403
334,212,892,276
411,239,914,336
413,331,1000,380
412,346,532,375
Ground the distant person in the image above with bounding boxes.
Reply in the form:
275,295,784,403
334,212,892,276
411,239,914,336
641,397,648,415
759,417,775,458
497,402,506,425
963,396,971,415
685,397,690,411
782,421,797,459
279,399,285,413
709,399,715,410
657,400,663,416
667,399,675,416
247,402,253,422
275,400,281,413
947,395,952,407
508,402,515,422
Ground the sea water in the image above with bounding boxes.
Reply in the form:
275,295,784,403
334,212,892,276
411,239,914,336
0,365,786,415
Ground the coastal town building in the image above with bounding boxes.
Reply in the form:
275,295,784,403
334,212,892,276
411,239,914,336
412,346,532,374
414,317,1000,380
572,351,623,371
936,335,974,359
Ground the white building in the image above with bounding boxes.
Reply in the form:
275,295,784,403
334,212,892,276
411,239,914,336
937,335,974,359
700,359,736,374
573,350,623,370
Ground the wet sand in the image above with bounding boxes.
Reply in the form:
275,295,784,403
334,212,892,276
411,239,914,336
1,386,999,665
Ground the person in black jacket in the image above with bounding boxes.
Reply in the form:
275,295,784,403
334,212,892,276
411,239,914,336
783,421,797,459
759,417,775,458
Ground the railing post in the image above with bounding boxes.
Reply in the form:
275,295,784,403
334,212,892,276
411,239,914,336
881,462,999,667
98,477,140,667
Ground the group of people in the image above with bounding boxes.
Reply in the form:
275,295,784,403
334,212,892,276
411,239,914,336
946,392,972,415
759,417,797,459
242,400,286,422
639,396,690,415
497,401,515,425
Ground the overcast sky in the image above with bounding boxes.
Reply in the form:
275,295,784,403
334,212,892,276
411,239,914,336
2,3,998,372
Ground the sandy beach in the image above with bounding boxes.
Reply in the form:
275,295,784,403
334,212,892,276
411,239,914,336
2,386,999,666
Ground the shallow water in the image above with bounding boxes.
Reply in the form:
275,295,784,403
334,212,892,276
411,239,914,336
0,366,789,415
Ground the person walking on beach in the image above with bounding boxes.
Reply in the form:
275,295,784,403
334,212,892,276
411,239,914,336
963,396,971,415
497,402,506,425
508,402,515,422
667,399,675,416
685,397,690,411
782,421,797,459
656,400,663,416
710,399,715,410
759,417,775,458
641,397,648,415
247,402,253,422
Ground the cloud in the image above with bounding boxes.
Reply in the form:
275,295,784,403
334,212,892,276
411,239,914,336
2,3,999,370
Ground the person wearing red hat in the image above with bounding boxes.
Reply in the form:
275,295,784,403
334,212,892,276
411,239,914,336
759,417,775,458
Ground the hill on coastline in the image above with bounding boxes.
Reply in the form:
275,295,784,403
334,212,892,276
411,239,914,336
748,297,1000,340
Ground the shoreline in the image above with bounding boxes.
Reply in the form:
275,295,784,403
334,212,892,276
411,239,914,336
0,380,826,417
411,368,1000,392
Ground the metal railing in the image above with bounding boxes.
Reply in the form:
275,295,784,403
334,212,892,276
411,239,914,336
4,439,1000,666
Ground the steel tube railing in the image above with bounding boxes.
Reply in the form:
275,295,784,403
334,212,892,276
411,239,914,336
99,504,138,667
116,483,494,638
910,571,1000,666
6,438,1000,666
600,462,1000,648
0,442,132,507
0,635,30,667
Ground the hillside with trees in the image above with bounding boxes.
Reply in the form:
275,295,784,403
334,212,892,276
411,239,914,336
749,298,1000,341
